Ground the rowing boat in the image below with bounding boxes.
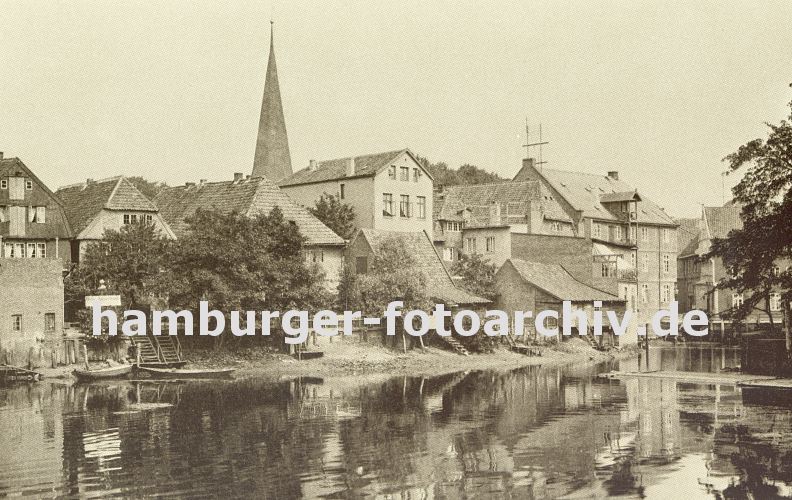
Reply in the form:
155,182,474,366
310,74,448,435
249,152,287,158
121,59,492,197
136,366,234,380
73,365,133,382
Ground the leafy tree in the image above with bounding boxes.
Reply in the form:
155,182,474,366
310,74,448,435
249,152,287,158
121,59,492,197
707,102,792,351
166,207,329,347
308,193,356,240
415,156,505,186
451,253,497,301
127,176,168,201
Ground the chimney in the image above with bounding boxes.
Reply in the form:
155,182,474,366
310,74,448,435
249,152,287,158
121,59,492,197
185,182,195,187
607,171,619,181
345,157,355,177
0,152,4,160
86,178,94,184
198,179,207,187
308,159,317,171
233,172,243,182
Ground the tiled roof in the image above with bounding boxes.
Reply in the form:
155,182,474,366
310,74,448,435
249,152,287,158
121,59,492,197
674,217,702,257
278,149,408,187
506,258,622,302
154,177,344,246
434,181,572,226
523,167,675,225
56,177,157,236
599,190,641,203
704,206,742,240
357,228,490,305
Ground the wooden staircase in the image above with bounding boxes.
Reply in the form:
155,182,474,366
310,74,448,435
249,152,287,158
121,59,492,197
130,336,184,367
441,336,470,356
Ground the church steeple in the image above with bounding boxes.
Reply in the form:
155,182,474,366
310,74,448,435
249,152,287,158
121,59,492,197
252,21,292,181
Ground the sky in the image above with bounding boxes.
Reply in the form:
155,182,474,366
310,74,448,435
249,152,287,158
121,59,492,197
2,1,791,218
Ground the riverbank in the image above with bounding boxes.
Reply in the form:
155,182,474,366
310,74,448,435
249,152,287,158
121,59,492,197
34,339,640,382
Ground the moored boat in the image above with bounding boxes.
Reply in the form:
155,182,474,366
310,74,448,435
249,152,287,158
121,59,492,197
136,366,235,380
73,364,133,382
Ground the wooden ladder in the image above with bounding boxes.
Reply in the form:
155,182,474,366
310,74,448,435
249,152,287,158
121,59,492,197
130,336,183,366
441,336,470,356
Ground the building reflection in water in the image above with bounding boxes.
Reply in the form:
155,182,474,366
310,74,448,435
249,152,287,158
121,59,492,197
0,346,790,498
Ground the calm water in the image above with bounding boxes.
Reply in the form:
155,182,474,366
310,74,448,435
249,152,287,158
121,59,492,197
2,346,792,499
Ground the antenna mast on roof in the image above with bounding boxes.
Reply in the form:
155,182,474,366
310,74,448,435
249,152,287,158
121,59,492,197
523,119,549,171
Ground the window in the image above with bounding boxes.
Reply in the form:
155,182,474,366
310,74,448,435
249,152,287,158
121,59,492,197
27,243,36,258
11,315,22,332
310,250,324,263
732,293,744,308
551,221,561,232
443,247,457,261
388,165,396,180
400,166,409,181
339,184,345,199
615,225,623,241
641,284,649,303
0,205,6,223
0,179,6,189
37,242,46,258
630,225,637,242
446,221,462,232
25,180,33,190
44,313,56,332
10,242,25,258
630,251,636,268
465,238,477,254
413,168,421,182
356,256,368,274
663,228,670,243
661,284,672,303
145,214,153,223
601,262,616,278
663,254,670,273
593,223,601,238
641,254,649,272
772,265,781,277
770,293,782,311
641,227,649,241
486,236,495,252
544,315,558,330
382,194,394,216
123,213,139,225
400,195,411,217
32,206,46,223
417,196,426,219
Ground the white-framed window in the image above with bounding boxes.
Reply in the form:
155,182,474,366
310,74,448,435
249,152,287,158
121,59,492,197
0,179,6,189
417,196,426,219
593,223,601,238
31,206,46,223
486,236,495,252
400,195,410,217
663,254,670,273
399,166,409,181
37,242,46,258
732,293,744,308
26,242,36,258
641,284,649,303
772,265,781,277
382,193,394,216
601,261,616,278
630,251,636,268
661,284,672,303
663,228,670,243
145,214,153,223
630,225,637,242
641,227,649,241
311,250,324,263
388,165,396,180
25,180,33,190
615,225,623,241
465,237,477,254
11,314,22,332
770,293,782,311
443,247,457,261
551,221,561,232
641,254,649,272
413,168,421,182
44,313,56,332
123,213,140,225
446,221,461,232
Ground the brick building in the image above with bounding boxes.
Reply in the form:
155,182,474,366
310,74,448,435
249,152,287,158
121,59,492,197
279,149,434,235
0,155,72,263
155,173,346,290
56,176,176,263
0,258,65,367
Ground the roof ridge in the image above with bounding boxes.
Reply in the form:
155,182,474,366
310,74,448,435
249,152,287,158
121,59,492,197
445,180,534,190
57,175,122,191
315,148,406,166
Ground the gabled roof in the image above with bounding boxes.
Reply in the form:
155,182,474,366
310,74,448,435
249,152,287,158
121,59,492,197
56,177,158,236
505,258,622,302
0,157,73,238
703,205,742,240
674,217,702,258
355,228,490,305
515,164,675,226
434,181,572,226
154,177,345,246
278,149,428,187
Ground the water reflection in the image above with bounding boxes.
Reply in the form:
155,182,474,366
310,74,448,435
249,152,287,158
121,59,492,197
0,346,790,498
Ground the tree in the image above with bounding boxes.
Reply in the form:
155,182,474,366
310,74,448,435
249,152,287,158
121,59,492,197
127,176,168,201
707,102,792,352
64,221,173,339
451,253,497,301
415,156,505,186
308,193,356,240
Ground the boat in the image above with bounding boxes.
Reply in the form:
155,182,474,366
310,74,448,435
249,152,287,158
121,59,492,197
73,364,133,382
136,366,235,380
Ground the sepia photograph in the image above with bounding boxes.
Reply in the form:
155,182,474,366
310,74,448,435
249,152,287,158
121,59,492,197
2,1,792,498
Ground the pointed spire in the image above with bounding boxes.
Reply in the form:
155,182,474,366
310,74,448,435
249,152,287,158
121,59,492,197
252,20,292,182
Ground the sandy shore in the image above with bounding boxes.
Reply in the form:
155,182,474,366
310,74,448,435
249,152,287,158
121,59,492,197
36,339,639,383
